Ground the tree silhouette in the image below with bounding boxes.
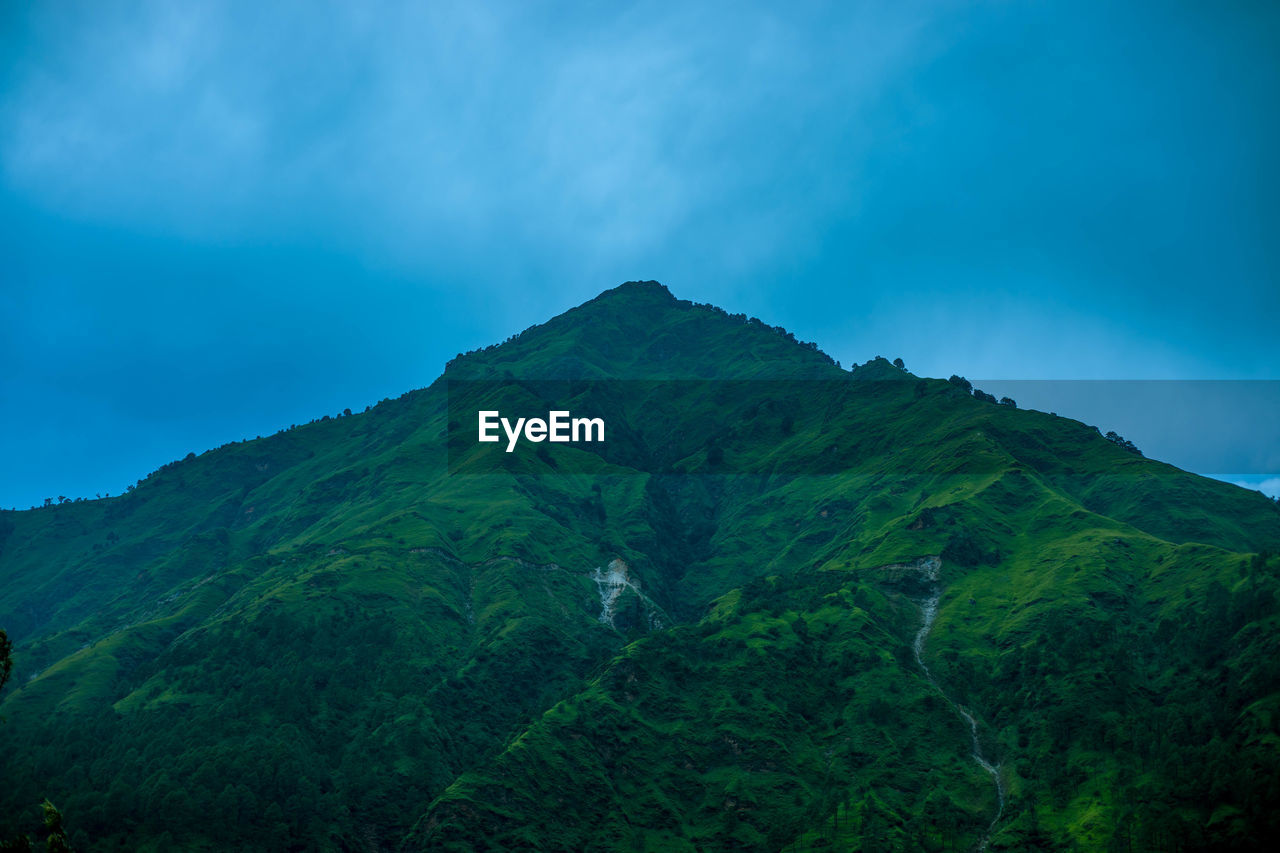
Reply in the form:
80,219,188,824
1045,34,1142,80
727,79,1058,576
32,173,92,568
1104,430,1143,456
0,628,11,695
0,630,76,852
41,802,71,853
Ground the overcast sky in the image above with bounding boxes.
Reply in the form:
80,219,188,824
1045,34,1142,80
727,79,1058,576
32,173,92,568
2,0,1278,508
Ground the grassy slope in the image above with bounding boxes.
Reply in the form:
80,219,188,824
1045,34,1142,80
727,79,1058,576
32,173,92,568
1,281,1278,850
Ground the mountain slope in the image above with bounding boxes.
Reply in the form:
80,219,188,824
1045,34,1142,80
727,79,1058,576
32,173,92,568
2,281,1278,851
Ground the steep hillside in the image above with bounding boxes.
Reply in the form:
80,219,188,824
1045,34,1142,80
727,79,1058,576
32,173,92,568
2,282,1278,851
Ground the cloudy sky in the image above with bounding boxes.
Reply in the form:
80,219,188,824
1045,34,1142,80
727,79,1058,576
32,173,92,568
2,0,1278,508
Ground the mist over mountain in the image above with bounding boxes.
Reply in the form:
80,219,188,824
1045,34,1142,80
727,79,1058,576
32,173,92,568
2,283,1278,850
5,1,1279,516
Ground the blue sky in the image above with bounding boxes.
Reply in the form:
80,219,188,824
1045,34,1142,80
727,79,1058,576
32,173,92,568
2,1,1278,508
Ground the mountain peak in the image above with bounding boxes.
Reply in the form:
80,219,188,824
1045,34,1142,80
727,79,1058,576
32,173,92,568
444,281,840,380
589,279,675,303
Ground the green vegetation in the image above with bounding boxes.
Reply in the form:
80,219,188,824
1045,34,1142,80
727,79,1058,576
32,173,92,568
2,281,1278,849
1,633,75,852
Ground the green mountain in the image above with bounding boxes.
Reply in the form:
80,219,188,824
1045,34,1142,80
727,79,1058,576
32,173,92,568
2,281,1278,851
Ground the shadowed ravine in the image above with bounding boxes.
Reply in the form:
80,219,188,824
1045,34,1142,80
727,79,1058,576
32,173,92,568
909,558,1005,851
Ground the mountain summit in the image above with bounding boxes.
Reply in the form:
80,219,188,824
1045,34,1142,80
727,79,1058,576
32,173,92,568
444,280,843,380
2,283,1277,850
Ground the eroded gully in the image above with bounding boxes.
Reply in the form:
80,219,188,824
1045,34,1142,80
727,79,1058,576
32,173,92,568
910,557,1005,851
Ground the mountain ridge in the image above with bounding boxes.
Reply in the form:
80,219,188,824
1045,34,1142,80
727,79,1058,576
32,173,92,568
2,281,1278,851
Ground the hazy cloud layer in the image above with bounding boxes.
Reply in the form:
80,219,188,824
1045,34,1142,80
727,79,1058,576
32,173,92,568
2,1,1278,506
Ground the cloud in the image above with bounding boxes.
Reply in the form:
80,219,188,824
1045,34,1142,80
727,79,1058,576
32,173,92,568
2,1,1279,507
0,1,932,297
1230,477,1280,500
